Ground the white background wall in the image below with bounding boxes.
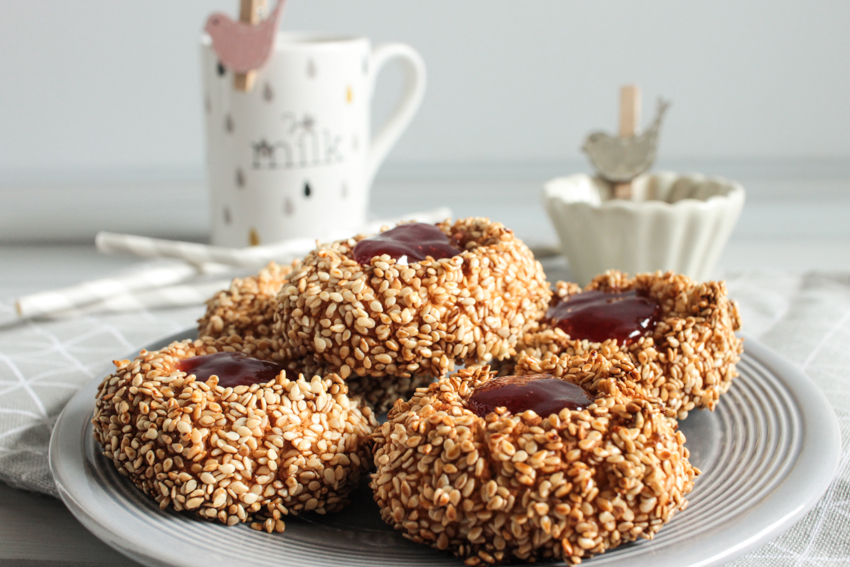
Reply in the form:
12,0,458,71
2,0,850,176
1,1,848,243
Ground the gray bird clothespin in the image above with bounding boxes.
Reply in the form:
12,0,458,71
582,86,671,199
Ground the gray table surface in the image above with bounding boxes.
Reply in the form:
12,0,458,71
1,175,849,565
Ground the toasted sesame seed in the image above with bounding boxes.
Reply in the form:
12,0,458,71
198,261,297,343
92,337,377,531
370,358,696,565
515,271,743,420
274,218,551,385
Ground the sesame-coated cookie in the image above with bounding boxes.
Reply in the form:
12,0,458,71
293,355,436,415
274,217,551,380
198,261,297,340
92,337,376,532
517,271,743,420
198,263,415,415
371,354,697,565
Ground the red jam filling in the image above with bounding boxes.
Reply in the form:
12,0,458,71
177,352,286,388
466,374,594,418
546,289,660,345
352,223,462,265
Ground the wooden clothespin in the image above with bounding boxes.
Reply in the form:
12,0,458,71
614,85,641,200
233,0,268,91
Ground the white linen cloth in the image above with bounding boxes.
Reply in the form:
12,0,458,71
0,269,847,564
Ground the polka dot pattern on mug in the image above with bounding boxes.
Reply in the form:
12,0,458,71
201,36,424,246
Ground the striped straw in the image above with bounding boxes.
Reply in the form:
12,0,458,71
41,279,235,318
26,279,234,319
16,263,199,319
95,232,308,268
96,208,453,267
15,262,234,319
17,209,453,320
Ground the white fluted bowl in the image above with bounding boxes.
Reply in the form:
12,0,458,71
543,172,745,285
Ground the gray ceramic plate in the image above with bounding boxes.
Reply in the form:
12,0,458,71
49,330,840,567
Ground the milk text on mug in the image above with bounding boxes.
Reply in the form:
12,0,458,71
201,33,426,247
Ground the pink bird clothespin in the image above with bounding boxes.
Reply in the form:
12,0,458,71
205,0,286,91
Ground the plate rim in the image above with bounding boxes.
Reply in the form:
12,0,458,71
48,331,842,567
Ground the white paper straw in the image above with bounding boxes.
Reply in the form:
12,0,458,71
95,232,314,268
32,279,234,319
17,208,452,320
15,261,235,319
16,264,196,319
96,208,453,267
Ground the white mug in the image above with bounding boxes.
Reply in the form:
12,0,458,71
201,33,426,247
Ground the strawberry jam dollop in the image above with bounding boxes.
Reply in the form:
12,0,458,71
466,374,594,418
546,289,660,345
177,351,286,388
352,223,462,265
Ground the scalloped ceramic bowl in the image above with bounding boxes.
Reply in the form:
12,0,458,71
542,172,745,285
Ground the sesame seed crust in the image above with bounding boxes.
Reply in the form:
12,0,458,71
196,262,426,414
92,336,377,532
198,261,297,340
273,218,552,381
517,271,743,420
370,354,697,565
290,356,436,415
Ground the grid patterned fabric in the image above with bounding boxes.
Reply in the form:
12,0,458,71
0,301,198,495
0,270,847,564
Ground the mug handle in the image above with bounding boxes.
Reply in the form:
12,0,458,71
365,43,427,188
